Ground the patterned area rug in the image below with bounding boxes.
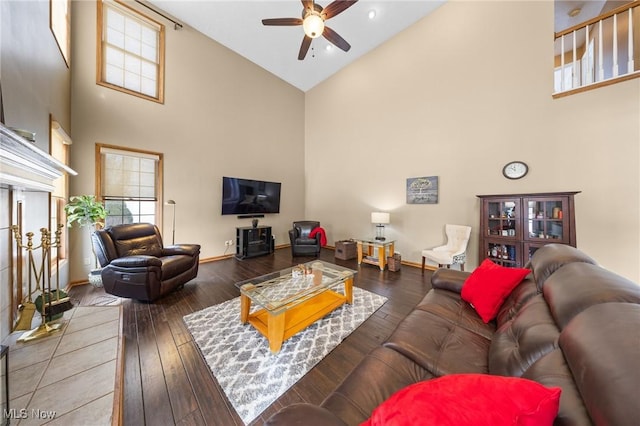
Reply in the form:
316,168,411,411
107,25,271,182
183,285,387,425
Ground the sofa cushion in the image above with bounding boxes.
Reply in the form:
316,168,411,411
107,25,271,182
415,289,495,339
430,268,470,293
529,243,596,291
489,295,560,377
543,262,640,329
495,277,539,327
383,307,492,377
321,346,434,426
461,259,530,323
559,303,640,426
521,349,593,426
114,234,163,258
160,255,196,280
264,403,347,426
295,237,318,246
362,374,561,426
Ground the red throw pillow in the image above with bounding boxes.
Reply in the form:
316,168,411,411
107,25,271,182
361,374,561,426
461,259,530,323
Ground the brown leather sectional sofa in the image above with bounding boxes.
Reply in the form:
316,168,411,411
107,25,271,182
265,244,640,425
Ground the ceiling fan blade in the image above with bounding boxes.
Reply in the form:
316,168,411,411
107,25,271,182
298,35,312,60
262,18,303,26
322,0,358,20
301,0,314,12
322,26,351,52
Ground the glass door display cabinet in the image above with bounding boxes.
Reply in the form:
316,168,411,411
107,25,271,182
483,197,521,267
478,192,579,268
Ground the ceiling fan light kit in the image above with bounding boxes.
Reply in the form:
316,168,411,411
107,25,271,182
262,0,359,60
303,12,324,38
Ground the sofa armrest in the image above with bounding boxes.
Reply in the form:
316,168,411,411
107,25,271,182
431,268,471,294
110,255,162,268
162,244,201,257
264,403,347,426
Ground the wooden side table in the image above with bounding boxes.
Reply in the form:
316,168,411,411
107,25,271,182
356,238,395,271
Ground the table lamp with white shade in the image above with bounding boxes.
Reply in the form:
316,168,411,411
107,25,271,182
371,212,390,241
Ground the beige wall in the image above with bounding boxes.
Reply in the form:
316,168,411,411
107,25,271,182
69,1,306,281
1,0,72,341
57,0,640,284
305,1,640,282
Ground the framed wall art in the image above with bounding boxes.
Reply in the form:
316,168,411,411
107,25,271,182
407,176,438,204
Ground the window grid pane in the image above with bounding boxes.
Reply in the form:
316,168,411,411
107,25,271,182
104,200,156,227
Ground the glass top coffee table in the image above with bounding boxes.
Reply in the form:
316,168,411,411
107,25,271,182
235,260,357,353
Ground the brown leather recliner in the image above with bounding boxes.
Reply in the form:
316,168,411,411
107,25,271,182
288,220,321,257
91,223,200,302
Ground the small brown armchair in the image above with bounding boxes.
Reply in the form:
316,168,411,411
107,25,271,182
288,221,322,257
91,223,200,302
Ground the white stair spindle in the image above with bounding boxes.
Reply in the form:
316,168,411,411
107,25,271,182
587,24,594,84
573,30,578,88
561,35,565,91
598,20,604,81
629,8,635,73
613,13,619,77
585,24,590,84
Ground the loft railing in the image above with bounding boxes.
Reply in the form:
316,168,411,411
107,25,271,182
554,1,640,97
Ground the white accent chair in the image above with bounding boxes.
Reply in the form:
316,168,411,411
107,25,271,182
421,224,472,274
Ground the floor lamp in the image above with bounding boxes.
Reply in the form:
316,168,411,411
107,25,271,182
166,200,176,244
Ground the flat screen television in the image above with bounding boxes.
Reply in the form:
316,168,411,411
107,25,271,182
222,176,281,216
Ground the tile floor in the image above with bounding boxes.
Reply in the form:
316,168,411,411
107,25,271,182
1,306,122,425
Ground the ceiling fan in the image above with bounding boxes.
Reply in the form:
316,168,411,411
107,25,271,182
262,0,359,60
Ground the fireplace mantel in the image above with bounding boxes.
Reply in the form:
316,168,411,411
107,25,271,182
0,123,77,191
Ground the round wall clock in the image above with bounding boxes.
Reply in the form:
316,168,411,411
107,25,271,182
502,161,528,180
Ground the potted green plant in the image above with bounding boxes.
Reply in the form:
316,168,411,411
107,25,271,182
64,195,107,228
64,195,107,287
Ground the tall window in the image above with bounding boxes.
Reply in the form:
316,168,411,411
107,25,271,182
97,144,163,227
50,118,71,260
50,0,71,66
97,0,165,103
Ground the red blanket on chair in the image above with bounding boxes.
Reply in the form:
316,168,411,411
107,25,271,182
309,227,327,246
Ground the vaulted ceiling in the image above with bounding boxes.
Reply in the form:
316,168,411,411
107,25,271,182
145,0,629,92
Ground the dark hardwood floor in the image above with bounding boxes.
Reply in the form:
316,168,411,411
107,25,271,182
68,248,434,425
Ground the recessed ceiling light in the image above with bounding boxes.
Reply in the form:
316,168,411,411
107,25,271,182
368,10,376,20
325,44,332,51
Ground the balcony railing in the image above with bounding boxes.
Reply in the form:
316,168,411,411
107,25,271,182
554,1,640,97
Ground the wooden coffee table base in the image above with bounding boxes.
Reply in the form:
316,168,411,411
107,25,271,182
240,277,353,353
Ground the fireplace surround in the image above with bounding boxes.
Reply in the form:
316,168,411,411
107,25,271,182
0,123,76,342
